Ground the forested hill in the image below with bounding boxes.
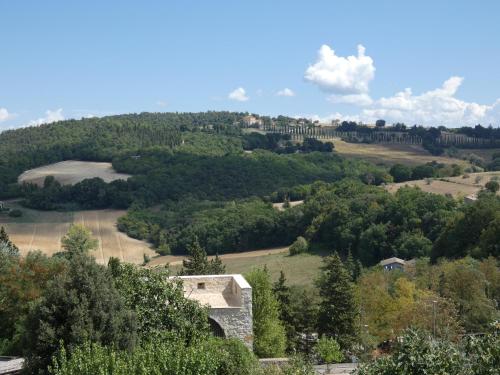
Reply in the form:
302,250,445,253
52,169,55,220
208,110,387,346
0,111,249,184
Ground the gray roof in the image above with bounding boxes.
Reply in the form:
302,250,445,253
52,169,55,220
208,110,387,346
380,257,405,266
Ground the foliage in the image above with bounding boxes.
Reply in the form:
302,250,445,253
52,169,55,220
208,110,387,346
179,239,226,275
111,261,210,342
356,329,468,375
289,236,308,256
22,253,137,373
0,251,66,355
61,224,98,257
48,338,223,375
314,336,344,364
317,253,359,348
484,180,499,193
246,268,287,358
0,226,19,257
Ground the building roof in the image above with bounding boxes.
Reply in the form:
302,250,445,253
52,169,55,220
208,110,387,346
0,357,24,374
380,257,405,266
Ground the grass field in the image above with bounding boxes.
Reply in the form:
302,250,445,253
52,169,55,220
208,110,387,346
385,171,500,198
163,249,325,286
329,138,499,167
18,160,131,186
0,201,154,264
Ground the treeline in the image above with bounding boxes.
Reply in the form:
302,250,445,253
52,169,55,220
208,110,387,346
21,150,390,210
389,161,464,182
117,180,499,263
243,133,334,153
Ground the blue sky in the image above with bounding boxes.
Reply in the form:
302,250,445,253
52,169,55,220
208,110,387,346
1,0,500,129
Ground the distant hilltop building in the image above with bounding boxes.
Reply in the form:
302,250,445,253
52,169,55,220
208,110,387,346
380,257,405,271
242,115,262,127
173,274,253,348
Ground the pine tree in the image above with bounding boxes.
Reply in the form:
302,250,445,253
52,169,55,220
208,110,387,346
317,252,359,348
180,241,225,275
273,271,294,350
345,250,363,281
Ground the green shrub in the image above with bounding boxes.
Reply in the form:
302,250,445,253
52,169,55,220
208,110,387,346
289,236,308,256
314,336,343,364
7,209,22,217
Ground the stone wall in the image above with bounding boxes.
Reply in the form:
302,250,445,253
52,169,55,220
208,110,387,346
174,274,253,349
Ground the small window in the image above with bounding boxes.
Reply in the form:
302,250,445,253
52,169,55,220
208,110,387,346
197,282,206,290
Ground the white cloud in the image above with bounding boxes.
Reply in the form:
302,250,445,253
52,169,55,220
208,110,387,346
360,76,499,126
276,88,295,97
156,100,168,107
29,108,65,126
228,87,249,102
328,93,373,106
0,107,11,122
305,44,375,94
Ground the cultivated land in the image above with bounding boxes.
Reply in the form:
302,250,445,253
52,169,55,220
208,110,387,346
385,171,500,198
0,202,154,264
18,160,131,186
329,138,493,167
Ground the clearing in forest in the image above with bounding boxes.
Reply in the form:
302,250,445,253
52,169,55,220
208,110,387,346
18,160,131,186
385,171,500,198
330,138,490,167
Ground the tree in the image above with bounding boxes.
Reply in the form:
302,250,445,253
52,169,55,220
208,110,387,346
375,119,386,128
0,226,19,256
61,224,98,257
22,253,136,373
484,180,499,193
389,164,413,182
179,240,226,275
316,253,359,348
273,271,294,350
356,329,467,375
289,236,308,256
245,268,286,357
314,336,343,372
112,263,210,342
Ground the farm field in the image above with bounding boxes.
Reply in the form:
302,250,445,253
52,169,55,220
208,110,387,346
0,202,154,264
164,249,324,286
329,138,497,167
385,171,500,198
18,160,131,186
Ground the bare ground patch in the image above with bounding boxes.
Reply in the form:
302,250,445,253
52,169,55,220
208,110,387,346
18,160,131,186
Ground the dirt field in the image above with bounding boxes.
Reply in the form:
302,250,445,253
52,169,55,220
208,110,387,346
385,171,500,198
0,202,154,264
18,160,131,186
329,138,476,167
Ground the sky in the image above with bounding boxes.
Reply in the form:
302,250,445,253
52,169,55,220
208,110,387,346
1,0,500,130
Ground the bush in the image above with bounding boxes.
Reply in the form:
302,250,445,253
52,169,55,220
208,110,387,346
314,336,343,364
484,180,499,193
7,209,22,217
289,236,308,256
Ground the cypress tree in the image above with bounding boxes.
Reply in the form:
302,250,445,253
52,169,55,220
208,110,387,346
317,252,359,348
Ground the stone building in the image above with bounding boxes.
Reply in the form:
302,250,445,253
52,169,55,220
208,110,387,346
380,257,405,271
174,274,253,349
